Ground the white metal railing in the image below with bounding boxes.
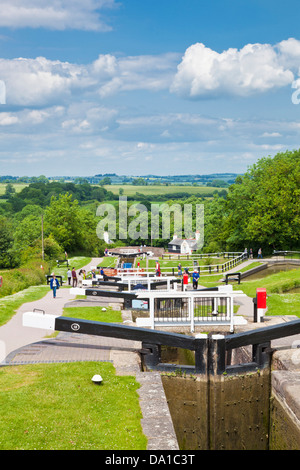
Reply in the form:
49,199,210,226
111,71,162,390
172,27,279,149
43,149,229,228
135,287,247,332
162,251,243,259
116,252,247,276
82,275,180,291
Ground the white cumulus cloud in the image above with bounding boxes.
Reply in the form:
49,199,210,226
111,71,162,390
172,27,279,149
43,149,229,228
0,52,179,106
0,56,90,106
171,40,297,99
0,0,118,31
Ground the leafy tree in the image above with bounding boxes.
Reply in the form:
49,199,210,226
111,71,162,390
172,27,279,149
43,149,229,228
132,177,147,186
206,150,300,253
44,193,84,252
13,214,42,250
43,235,64,260
99,177,111,186
0,216,15,267
4,183,16,199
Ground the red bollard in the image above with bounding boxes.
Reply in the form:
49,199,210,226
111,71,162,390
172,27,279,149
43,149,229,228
256,288,267,322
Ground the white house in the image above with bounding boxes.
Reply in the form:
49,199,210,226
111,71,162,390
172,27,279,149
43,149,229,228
167,232,201,254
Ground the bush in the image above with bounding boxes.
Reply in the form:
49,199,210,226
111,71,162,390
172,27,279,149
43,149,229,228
0,259,49,298
43,235,64,260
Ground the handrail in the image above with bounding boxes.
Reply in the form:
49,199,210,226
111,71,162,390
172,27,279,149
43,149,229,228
272,250,300,259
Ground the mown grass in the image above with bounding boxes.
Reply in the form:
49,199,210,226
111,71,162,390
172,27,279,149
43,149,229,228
266,293,300,317
233,267,300,298
98,257,118,268
63,306,123,323
0,285,49,327
238,261,263,272
231,265,300,318
196,262,300,318
0,362,147,450
50,256,92,279
139,257,228,269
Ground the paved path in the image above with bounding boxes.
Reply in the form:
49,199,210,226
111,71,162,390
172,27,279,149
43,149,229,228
0,256,179,450
0,258,103,362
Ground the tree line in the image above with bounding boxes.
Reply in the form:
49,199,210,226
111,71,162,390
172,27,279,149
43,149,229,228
0,149,299,269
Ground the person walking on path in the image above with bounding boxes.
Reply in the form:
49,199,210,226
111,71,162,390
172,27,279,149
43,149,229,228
78,269,83,287
192,269,200,289
50,274,60,298
71,267,77,287
257,248,263,259
67,268,72,285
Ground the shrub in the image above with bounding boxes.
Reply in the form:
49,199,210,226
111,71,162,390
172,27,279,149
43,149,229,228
0,259,49,298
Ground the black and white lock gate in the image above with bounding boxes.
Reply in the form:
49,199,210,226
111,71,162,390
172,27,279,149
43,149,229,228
22,311,300,375
74,287,147,308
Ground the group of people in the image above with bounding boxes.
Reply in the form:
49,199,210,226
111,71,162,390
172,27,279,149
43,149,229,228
177,263,200,290
154,260,200,290
50,266,101,298
67,267,99,287
66,267,81,287
244,248,263,259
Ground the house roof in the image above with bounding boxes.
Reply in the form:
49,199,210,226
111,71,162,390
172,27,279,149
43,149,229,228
168,238,198,247
168,239,184,245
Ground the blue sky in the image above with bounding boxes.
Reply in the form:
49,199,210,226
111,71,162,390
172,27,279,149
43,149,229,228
0,0,300,177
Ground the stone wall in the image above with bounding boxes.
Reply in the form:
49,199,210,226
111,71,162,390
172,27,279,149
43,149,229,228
269,349,300,449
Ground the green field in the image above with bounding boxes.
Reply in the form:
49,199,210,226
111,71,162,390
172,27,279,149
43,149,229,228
104,184,223,197
0,183,28,196
0,182,222,203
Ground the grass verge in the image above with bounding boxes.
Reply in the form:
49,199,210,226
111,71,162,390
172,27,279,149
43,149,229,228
233,267,300,298
266,293,300,317
49,256,92,279
0,285,49,327
0,362,147,450
63,306,123,323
